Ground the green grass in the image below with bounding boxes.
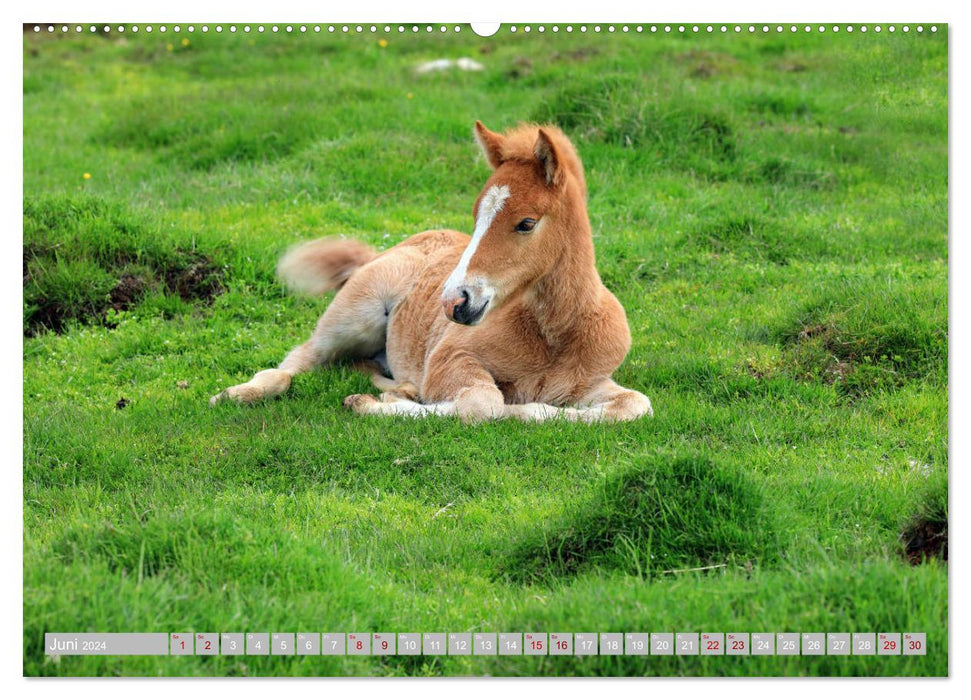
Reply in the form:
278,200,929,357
23,26,947,676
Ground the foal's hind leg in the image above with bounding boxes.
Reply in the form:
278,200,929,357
209,275,391,406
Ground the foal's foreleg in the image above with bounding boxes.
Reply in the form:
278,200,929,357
210,284,388,406
209,340,319,406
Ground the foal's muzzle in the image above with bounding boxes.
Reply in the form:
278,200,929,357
442,288,491,326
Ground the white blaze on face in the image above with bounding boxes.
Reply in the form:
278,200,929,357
443,184,510,296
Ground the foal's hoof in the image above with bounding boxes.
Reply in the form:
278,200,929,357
209,383,262,406
343,393,379,414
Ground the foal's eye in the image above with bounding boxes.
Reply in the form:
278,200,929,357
515,218,537,233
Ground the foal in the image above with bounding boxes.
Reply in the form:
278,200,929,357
210,122,653,422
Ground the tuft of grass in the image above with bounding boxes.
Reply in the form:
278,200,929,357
751,156,836,189
775,276,947,396
532,75,737,174
681,216,797,264
94,87,331,170
23,256,117,334
500,456,781,583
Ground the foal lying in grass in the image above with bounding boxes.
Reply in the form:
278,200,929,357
211,122,653,422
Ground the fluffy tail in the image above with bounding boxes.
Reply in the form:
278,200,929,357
276,237,377,296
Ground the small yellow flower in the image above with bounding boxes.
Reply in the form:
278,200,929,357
166,43,174,51
378,38,388,48
82,173,91,180
406,92,413,99
181,38,190,47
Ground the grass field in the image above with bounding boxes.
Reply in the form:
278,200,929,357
23,25,948,676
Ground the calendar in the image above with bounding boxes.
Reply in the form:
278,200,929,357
44,631,928,657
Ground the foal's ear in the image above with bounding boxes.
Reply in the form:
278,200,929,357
534,129,564,187
474,121,505,169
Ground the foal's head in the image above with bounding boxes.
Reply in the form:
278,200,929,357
441,121,587,326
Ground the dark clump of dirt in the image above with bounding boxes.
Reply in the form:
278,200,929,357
776,59,809,73
784,320,933,395
163,252,224,304
109,273,148,310
901,490,947,565
675,50,739,79
784,322,881,392
550,47,600,62
26,301,69,335
498,455,780,583
903,517,947,564
506,56,533,80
